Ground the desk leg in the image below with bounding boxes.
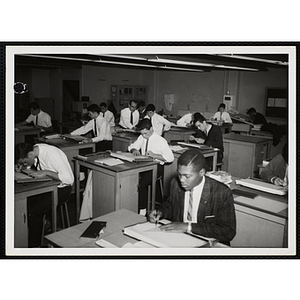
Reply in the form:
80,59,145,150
212,152,217,171
74,159,80,224
51,187,58,233
151,165,158,210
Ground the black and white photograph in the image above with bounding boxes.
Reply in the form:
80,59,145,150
5,44,296,256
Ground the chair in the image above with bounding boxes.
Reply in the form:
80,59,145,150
147,175,164,212
216,162,223,171
41,201,71,246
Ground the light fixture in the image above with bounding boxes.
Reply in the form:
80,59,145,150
216,54,288,66
148,56,259,71
14,82,28,94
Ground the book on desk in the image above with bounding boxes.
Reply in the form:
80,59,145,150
14,170,52,183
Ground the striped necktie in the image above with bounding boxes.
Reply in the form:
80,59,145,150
187,190,193,221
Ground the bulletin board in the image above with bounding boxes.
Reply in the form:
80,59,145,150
265,88,288,118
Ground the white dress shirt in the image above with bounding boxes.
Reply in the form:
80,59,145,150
183,176,205,223
35,143,74,186
119,107,140,129
145,113,171,136
212,111,232,123
71,115,112,142
128,132,174,163
176,113,193,127
100,110,115,127
26,110,52,128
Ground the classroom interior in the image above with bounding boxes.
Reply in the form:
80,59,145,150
11,49,292,252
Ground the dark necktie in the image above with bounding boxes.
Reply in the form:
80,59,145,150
130,111,133,125
187,190,193,221
36,115,39,126
145,139,149,153
103,111,105,117
94,119,97,137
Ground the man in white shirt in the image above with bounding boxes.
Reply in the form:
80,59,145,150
15,142,74,247
71,104,112,151
16,101,53,133
145,104,172,136
119,100,140,129
212,103,232,123
176,112,201,127
99,102,115,128
128,118,174,214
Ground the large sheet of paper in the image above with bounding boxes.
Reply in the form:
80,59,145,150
123,222,208,248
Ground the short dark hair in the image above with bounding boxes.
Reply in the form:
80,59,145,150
15,143,33,163
178,149,208,172
129,100,138,106
28,102,40,110
136,118,152,130
247,107,256,115
218,103,226,109
99,102,107,108
145,104,155,112
193,113,206,125
138,100,145,108
87,104,101,114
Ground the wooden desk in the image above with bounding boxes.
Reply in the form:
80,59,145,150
15,127,41,144
223,133,272,178
74,154,158,223
163,147,219,196
230,179,288,248
14,180,59,247
45,208,227,249
112,132,139,152
164,127,196,143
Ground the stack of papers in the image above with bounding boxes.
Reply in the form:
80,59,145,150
110,152,153,162
206,171,232,185
235,178,287,196
94,157,124,166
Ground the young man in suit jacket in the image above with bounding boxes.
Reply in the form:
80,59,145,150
148,148,236,245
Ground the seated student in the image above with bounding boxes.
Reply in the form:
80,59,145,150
15,142,74,247
148,149,236,245
247,107,267,125
176,112,201,127
128,118,174,215
70,104,112,152
119,100,140,129
16,101,53,133
212,103,232,123
145,104,172,136
99,102,115,128
260,143,288,186
138,100,147,120
189,113,224,167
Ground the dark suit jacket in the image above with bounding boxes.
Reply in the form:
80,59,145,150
194,124,224,163
159,176,236,244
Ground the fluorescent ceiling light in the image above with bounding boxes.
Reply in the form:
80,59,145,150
216,54,288,66
148,56,259,71
158,65,203,72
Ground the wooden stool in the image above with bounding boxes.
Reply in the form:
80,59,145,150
41,201,70,246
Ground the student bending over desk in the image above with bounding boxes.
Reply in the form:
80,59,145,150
15,101,53,134
70,104,112,152
148,149,236,245
260,143,288,187
128,118,174,215
15,143,74,247
189,113,224,168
